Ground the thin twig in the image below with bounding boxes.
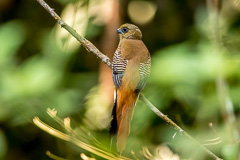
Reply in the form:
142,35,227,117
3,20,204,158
36,0,222,159
36,0,111,68
139,95,183,132
140,95,222,160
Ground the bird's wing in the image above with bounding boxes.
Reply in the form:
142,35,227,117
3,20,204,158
135,54,151,94
112,47,128,88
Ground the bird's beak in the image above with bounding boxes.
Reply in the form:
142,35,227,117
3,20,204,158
117,28,123,34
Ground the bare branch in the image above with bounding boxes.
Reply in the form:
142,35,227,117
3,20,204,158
140,95,222,160
37,0,112,68
36,0,223,159
139,94,183,132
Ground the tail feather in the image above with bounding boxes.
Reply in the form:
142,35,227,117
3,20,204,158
117,106,134,153
110,89,118,135
109,88,138,153
116,90,138,153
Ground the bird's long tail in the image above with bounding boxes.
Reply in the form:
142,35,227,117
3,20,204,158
109,89,118,135
115,89,138,153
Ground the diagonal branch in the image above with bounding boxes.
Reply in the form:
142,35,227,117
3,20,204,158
36,0,222,159
37,0,112,68
140,95,222,160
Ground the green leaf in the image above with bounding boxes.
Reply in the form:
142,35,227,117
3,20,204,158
0,20,26,65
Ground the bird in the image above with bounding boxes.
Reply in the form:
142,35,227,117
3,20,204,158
109,23,151,153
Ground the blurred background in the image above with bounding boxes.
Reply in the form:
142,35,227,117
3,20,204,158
0,0,240,159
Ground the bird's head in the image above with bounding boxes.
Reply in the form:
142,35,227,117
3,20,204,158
117,23,142,40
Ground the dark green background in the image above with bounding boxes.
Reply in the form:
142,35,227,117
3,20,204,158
0,0,239,159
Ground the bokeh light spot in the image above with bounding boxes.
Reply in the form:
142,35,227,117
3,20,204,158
128,1,157,25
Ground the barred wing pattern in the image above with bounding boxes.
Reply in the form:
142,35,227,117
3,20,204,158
112,47,128,88
135,55,151,93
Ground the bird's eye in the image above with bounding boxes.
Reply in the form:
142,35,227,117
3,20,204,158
122,27,128,33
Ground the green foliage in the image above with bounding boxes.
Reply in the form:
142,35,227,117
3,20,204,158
0,130,7,159
0,0,240,160
0,20,26,65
